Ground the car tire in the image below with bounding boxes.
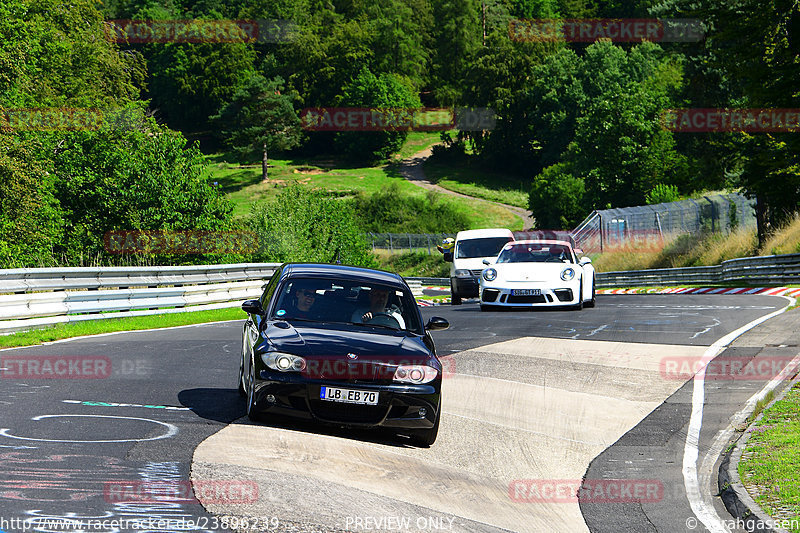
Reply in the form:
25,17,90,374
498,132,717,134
238,336,247,397
573,280,584,311
246,358,259,421
408,409,440,447
451,292,462,306
584,276,596,308
238,360,247,397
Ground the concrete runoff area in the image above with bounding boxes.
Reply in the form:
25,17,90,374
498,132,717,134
192,337,707,533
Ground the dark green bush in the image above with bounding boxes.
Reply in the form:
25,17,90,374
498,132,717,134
247,185,377,268
351,183,470,233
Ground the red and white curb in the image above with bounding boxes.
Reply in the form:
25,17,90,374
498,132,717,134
417,287,800,305
598,287,800,297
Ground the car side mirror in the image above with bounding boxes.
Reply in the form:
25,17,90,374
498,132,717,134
482,259,491,265
425,316,450,331
579,257,592,266
241,299,264,315
443,252,453,262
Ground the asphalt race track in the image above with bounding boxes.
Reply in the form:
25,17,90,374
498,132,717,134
0,294,790,533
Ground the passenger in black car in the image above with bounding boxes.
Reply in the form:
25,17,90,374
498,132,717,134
288,287,321,320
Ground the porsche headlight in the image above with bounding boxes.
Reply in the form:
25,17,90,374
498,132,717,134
560,268,575,281
262,352,306,372
483,268,497,281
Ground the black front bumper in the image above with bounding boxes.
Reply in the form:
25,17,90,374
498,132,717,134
451,276,479,298
252,371,440,429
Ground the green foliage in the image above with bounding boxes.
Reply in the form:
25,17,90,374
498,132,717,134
567,42,687,210
660,0,800,244
247,186,377,267
211,73,301,161
0,0,144,108
44,116,234,263
528,163,586,229
334,67,422,163
505,40,688,225
509,0,560,18
646,184,681,205
144,37,257,132
377,251,451,278
351,183,471,233
0,134,62,267
429,0,482,105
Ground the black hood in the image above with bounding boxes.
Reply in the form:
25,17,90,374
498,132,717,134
265,322,431,361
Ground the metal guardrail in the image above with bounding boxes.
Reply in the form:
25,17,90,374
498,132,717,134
0,266,442,335
2,253,795,335
0,264,280,334
409,253,800,291
409,254,800,290
597,253,800,287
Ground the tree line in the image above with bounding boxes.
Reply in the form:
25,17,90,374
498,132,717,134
0,0,798,268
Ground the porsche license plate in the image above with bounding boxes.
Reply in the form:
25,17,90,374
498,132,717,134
320,386,379,405
511,289,541,296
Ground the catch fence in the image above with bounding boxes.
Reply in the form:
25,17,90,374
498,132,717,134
367,233,455,254
572,193,756,253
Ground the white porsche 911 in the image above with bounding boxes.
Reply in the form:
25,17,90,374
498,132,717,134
478,240,596,311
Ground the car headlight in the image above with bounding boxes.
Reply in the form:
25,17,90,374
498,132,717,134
560,268,575,281
393,365,438,384
454,269,472,277
483,268,497,281
261,352,306,372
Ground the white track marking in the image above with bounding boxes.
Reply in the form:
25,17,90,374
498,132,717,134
0,414,178,443
683,296,793,533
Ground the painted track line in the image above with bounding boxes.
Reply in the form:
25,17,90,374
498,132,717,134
683,296,794,533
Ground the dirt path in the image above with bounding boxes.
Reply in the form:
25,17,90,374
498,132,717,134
399,147,534,228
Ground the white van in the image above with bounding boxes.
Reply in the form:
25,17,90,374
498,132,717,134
443,228,514,305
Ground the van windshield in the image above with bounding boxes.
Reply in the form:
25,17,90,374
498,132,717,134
455,237,514,259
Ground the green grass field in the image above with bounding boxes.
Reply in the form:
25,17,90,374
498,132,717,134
738,383,800,529
0,308,245,349
205,135,524,230
424,160,529,208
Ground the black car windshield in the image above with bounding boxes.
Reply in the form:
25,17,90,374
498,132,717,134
496,244,575,264
271,278,423,334
455,237,513,259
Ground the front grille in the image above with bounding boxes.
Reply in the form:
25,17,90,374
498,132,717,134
482,289,500,302
469,269,483,276
309,400,387,424
506,294,547,304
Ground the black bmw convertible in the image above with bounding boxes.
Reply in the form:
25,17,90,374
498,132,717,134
238,263,450,446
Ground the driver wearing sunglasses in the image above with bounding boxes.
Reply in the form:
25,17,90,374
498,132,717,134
290,286,321,320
